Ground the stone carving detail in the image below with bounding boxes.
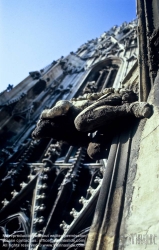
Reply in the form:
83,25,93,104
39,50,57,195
76,20,137,64
87,186,95,195
32,87,153,160
20,182,27,189
33,216,45,225
44,142,61,158
55,170,103,248
83,81,97,94
29,71,41,80
79,196,88,205
6,84,14,92
149,28,159,80
60,220,69,231
11,189,18,198
0,213,29,250
0,147,14,167
70,208,79,218
1,198,9,207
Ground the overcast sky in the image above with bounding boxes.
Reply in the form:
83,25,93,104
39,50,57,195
0,0,136,93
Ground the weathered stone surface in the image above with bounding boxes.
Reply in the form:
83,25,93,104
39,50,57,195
119,90,159,249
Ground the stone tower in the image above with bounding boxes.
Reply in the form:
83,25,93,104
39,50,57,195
0,1,159,249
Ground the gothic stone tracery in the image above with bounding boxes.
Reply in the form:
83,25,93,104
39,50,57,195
0,18,149,250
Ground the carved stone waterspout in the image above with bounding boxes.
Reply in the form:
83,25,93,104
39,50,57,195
32,88,153,159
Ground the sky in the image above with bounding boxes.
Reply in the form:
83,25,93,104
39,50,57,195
0,0,136,93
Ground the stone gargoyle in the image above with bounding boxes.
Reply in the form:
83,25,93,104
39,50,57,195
32,87,153,159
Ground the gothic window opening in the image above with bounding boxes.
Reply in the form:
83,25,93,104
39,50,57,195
75,58,121,97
